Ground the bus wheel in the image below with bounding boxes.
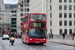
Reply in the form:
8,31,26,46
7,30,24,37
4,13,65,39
41,43,44,45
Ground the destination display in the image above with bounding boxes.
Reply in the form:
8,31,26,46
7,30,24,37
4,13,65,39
29,22,46,28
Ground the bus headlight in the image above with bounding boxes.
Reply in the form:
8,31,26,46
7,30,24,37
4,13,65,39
30,39,32,41
43,39,45,41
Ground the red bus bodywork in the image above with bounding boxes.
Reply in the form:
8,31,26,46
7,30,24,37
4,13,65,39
22,13,47,44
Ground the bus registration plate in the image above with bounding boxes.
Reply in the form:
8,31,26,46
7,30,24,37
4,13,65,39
35,42,40,43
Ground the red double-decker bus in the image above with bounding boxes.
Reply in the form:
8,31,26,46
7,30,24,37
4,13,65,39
22,13,47,45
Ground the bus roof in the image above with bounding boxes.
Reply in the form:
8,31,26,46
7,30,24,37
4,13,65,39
23,13,46,19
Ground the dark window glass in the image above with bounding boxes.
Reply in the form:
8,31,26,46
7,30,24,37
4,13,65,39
50,5,52,10
25,9,26,12
64,21,67,26
59,13,62,18
59,0,62,2
69,13,72,18
20,4,23,7
27,0,29,3
21,13,23,16
64,13,67,18
22,16,28,23
24,0,26,3
21,18,22,21
50,20,52,26
74,20,75,26
69,21,72,26
27,9,29,12
59,21,62,26
50,13,52,18
50,0,51,3
50,29,52,33
59,29,62,35
69,29,72,34
64,29,67,34
74,13,75,18
64,0,67,2
64,5,67,10
20,9,23,12
69,0,72,2
74,5,75,10
20,0,23,3
69,5,72,10
59,5,62,10
74,0,75,2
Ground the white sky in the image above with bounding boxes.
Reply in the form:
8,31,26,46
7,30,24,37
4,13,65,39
4,0,18,4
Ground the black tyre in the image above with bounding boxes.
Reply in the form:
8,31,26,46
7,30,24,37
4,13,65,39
8,38,9,40
41,43,44,45
11,43,13,45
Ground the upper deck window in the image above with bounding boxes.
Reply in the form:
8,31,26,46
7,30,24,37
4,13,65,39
30,15,46,21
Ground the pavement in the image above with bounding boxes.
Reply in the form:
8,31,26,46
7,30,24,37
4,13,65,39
47,35,75,46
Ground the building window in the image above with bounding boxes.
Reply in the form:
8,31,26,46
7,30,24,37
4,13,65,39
50,20,52,26
64,0,67,2
69,0,72,2
74,20,75,26
69,29,72,34
64,13,67,18
64,21,67,26
50,29,52,33
27,9,29,12
27,4,29,7
59,5,62,10
74,29,75,33
74,5,75,10
74,0,75,2
59,29,62,35
20,4,23,7
50,13,52,18
64,5,67,10
21,13,23,16
59,0,62,2
69,13,72,18
21,18,22,21
69,21,72,26
20,9,23,12
50,0,51,3
24,0,26,3
59,20,62,26
27,0,29,3
50,5,52,10
59,13,62,18
69,5,72,10
74,13,75,18
20,0,23,3
64,29,67,34
25,9,26,12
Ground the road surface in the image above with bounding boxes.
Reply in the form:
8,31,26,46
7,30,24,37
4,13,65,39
0,37,75,50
